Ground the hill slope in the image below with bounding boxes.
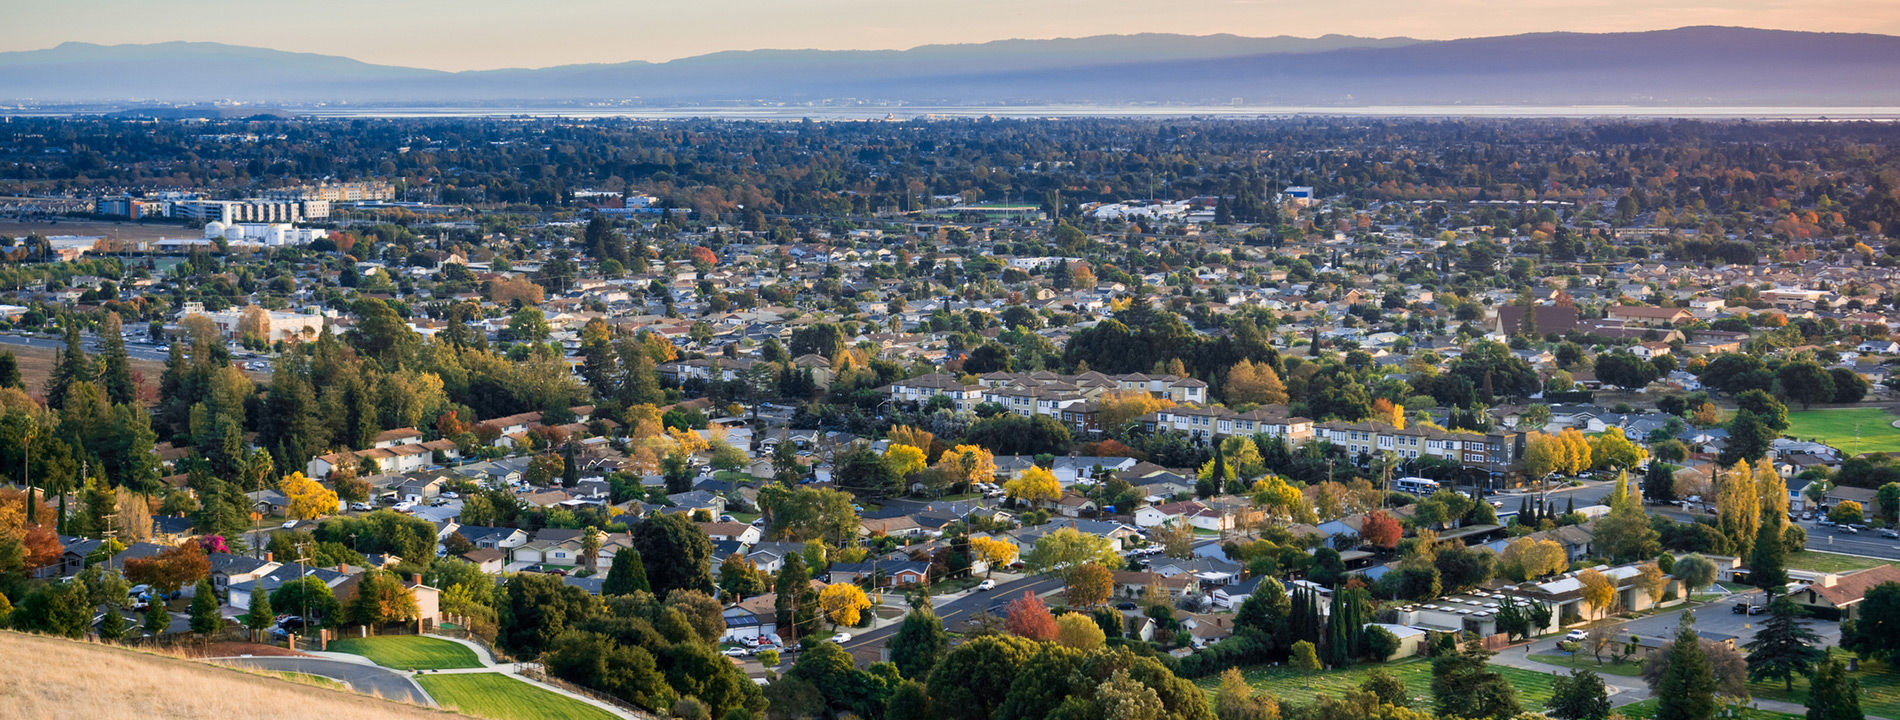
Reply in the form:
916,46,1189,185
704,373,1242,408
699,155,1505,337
0,631,464,720
1,27,1897,106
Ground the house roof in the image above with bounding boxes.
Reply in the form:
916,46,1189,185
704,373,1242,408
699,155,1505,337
1801,564,1900,607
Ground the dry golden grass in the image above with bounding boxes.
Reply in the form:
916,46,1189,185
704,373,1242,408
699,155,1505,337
0,631,473,720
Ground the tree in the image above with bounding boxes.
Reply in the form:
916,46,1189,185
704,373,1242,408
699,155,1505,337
934,444,997,488
1777,361,1835,410
1004,590,1057,641
1673,555,1719,597
1831,500,1865,525
1361,510,1403,550
1577,569,1616,621
1216,667,1282,720
1290,640,1321,688
765,486,860,547
819,583,871,627
1721,410,1778,466
1645,461,1679,503
1004,466,1062,505
1842,582,1900,663
545,631,675,712
142,602,168,637
1806,656,1864,720
1521,432,1565,481
1023,527,1121,582
189,578,221,639
1649,613,1718,720
98,603,127,641
1431,639,1521,720
1717,462,1763,557
925,635,1039,720
1225,359,1288,405
1589,428,1648,470
281,472,339,521
630,512,715,598
1750,512,1789,593
1547,670,1612,720
1500,538,1568,581
122,541,211,595
1066,562,1114,608
1054,613,1107,651
246,584,274,640
348,570,420,628
716,554,767,600
603,549,651,595
969,536,1019,578
1597,473,1661,562
889,606,948,680
1154,521,1196,559
1745,596,1824,691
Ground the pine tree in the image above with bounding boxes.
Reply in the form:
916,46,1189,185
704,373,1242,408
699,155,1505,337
888,605,949,680
246,584,274,640
189,578,221,640
98,312,137,405
98,604,127,641
562,441,580,488
44,322,94,410
0,350,20,389
1806,656,1864,720
1744,596,1824,691
1654,613,1717,720
603,549,651,596
143,602,169,637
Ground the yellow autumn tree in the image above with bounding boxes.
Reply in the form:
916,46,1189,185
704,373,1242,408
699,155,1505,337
1095,391,1175,433
935,444,998,486
1717,461,1762,558
667,426,709,455
1557,428,1593,475
1222,436,1265,478
819,583,872,627
281,472,339,521
887,426,935,453
1251,475,1315,524
883,444,928,477
1225,359,1289,405
1521,432,1564,480
1371,398,1405,429
1005,466,1063,504
969,536,1019,577
1754,458,1788,519
1577,568,1616,620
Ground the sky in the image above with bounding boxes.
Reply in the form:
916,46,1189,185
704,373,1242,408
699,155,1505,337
6,0,1899,71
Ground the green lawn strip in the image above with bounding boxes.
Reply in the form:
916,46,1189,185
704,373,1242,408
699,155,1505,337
1786,550,1900,575
1195,658,1554,710
416,673,620,720
326,635,483,670
1527,653,1643,676
1785,408,1900,455
1613,698,1803,720
274,671,347,690
1746,656,1900,719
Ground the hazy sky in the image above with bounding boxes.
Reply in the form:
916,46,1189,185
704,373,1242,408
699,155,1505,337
7,0,1898,71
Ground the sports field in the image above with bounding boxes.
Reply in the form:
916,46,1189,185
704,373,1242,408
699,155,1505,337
1784,408,1900,455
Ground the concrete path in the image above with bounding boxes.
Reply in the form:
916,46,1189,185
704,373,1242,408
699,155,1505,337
211,656,433,706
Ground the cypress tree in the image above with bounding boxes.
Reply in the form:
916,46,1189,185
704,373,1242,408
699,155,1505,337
602,549,651,596
98,312,137,405
1744,596,1823,692
1750,512,1789,594
0,350,20,389
44,322,94,410
562,441,580,488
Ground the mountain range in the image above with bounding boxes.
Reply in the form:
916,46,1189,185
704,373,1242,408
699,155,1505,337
2,27,1897,108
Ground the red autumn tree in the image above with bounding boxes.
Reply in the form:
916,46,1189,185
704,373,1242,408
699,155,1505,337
1004,590,1057,641
690,246,718,267
123,541,212,595
1361,510,1403,550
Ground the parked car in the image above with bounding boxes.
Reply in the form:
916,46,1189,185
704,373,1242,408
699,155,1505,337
1839,526,1860,535
722,647,752,657
830,632,852,644
1733,602,1766,615
350,501,374,511
1564,629,1589,642
1883,529,1899,539
976,579,996,591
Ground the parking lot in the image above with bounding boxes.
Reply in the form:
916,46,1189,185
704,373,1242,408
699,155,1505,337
1608,589,1843,649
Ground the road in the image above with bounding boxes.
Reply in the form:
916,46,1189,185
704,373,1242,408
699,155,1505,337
840,574,1066,665
213,656,432,705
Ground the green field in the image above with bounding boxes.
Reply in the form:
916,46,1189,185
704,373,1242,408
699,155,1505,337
1787,550,1900,574
1527,653,1643,676
416,673,620,720
1748,656,1900,719
1785,408,1900,455
1198,658,1555,709
326,636,483,670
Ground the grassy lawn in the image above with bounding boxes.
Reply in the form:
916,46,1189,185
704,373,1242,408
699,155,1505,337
1785,408,1900,455
1748,656,1900,718
1527,653,1643,676
416,673,619,720
1197,657,1554,709
326,636,483,670
1613,698,1802,720
1786,550,1900,574
725,512,762,525
713,470,762,484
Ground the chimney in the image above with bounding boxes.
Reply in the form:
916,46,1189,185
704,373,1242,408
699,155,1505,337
412,573,423,587
339,563,349,575
265,552,273,562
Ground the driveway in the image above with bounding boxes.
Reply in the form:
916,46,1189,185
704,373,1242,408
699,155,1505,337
214,656,432,705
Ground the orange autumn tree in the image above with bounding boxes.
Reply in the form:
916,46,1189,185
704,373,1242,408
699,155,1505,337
1361,510,1403,550
123,541,211,595
1004,590,1057,641
0,488,63,572
1372,398,1405,429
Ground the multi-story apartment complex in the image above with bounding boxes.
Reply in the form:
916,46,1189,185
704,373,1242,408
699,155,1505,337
169,199,330,223
887,370,1209,431
261,180,396,202
1312,420,1528,484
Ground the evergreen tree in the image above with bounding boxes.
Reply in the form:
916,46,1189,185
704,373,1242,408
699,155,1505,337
1750,512,1789,594
1654,613,1718,720
603,549,651,595
562,441,581,488
1806,656,1864,720
1644,461,1678,503
189,578,222,639
1744,596,1824,691
98,312,137,405
246,584,274,640
0,350,21,389
45,322,94,410
1547,669,1611,720
1432,638,1521,720
142,601,168,637
98,604,127,641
